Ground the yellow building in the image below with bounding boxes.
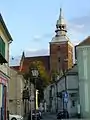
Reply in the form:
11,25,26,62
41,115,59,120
8,68,24,116
0,14,13,120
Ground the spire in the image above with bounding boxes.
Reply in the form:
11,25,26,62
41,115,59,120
21,51,25,61
55,8,67,36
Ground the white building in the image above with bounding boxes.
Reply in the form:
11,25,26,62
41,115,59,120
76,36,90,118
44,65,79,117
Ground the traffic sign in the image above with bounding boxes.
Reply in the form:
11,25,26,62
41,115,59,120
63,92,69,103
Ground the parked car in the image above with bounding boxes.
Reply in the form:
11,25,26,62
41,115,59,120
57,109,69,119
9,114,23,120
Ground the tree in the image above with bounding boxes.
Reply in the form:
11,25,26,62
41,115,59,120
51,69,63,82
23,60,50,104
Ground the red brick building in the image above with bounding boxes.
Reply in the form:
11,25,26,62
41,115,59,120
12,8,73,77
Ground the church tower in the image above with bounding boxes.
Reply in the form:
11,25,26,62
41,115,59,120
50,8,73,75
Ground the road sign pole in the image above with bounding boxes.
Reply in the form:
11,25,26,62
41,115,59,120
64,73,67,110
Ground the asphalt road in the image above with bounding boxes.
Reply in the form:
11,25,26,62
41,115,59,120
24,112,82,120
42,113,57,120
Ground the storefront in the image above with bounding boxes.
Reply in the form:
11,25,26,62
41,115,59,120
0,71,8,120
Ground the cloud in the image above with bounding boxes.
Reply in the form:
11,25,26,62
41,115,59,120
66,14,90,45
33,33,53,41
9,49,49,66
68,14,90,34
25,49,49,57
9,56,21,66
33,35,41,41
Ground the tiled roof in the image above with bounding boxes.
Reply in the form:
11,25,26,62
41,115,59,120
20,55,50,74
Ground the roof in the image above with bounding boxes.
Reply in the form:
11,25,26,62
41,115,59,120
51,35,69,42
56,8,66,26
55,64,78,84
10,66,20,71
67,64,78,75
0,13,13,41
78,36,90,46
20,55,50,73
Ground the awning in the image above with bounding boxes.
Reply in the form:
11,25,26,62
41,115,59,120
0,53,7,64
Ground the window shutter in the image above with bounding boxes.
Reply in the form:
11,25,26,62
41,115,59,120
2,40,5,57
0,36,5,57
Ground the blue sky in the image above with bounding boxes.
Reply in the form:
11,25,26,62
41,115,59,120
0,0,90,59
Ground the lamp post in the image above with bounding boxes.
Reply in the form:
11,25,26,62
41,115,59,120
31,68,39,120
22,86,29,116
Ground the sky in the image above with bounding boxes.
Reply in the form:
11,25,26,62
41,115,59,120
0,0,90,65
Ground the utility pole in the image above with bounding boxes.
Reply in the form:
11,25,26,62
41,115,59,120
31,68,39,120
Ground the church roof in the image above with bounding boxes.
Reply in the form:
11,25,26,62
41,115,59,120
56,8,66,26
20,55,50,73
51,35,69,43
51,8,69,43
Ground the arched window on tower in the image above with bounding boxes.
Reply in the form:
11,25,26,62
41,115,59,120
62,26,64,29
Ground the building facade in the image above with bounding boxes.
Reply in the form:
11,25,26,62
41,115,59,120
44,65,79,117
0,14,13,120
76,36,90,118
8,67,38,116
8,68,24,116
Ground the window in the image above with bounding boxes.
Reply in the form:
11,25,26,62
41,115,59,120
57,46,60,51
72,100,75,107
9,99,13,102
0,36,5,58
58,57,60,62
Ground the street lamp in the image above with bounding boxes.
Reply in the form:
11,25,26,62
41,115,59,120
22,86,29,116
31,68,39,120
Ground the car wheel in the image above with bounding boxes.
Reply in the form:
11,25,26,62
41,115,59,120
11,117,17,120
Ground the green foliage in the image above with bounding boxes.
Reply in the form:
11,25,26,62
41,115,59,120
51,69,64,82
23,60,50,103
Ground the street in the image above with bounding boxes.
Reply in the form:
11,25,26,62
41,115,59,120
23,112,83,120
43,113,56,120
